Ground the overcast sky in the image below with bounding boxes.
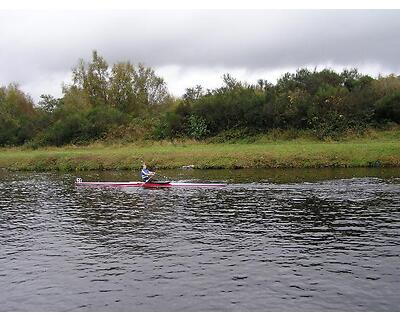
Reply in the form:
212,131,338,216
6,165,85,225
1,10,400,101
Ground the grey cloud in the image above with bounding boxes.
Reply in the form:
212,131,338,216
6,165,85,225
0,10,399,98
102,10,400,70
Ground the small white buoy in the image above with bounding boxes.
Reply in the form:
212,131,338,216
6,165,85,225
181,165,195,170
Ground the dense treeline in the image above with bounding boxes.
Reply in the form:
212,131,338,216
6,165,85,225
0,84,40,145
158,70,400,140
1,51,400,147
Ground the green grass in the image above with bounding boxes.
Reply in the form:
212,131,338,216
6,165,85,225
1,129,399,171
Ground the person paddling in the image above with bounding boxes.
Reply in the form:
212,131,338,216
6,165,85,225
141,163,156,183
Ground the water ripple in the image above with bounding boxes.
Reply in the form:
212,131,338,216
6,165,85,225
0,170,400,311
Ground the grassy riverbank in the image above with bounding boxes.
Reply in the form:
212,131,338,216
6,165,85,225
1,130,399,171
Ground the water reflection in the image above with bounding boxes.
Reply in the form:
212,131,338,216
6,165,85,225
0,169,399,311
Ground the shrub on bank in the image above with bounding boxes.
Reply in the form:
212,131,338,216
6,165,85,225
2,52,400,147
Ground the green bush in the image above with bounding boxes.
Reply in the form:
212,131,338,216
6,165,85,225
375,92,400,124
308,112,348,140
187,115,209,139
2,62,400,146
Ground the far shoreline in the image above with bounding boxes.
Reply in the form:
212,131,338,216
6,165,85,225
1,133,399,172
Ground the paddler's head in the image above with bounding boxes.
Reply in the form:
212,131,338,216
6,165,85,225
142,163,147,169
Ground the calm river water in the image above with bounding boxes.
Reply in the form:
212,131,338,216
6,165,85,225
1,168,399,311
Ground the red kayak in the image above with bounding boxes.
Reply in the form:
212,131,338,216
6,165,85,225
75,178,226,188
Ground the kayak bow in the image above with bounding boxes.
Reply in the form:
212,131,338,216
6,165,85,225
75,178,226,188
